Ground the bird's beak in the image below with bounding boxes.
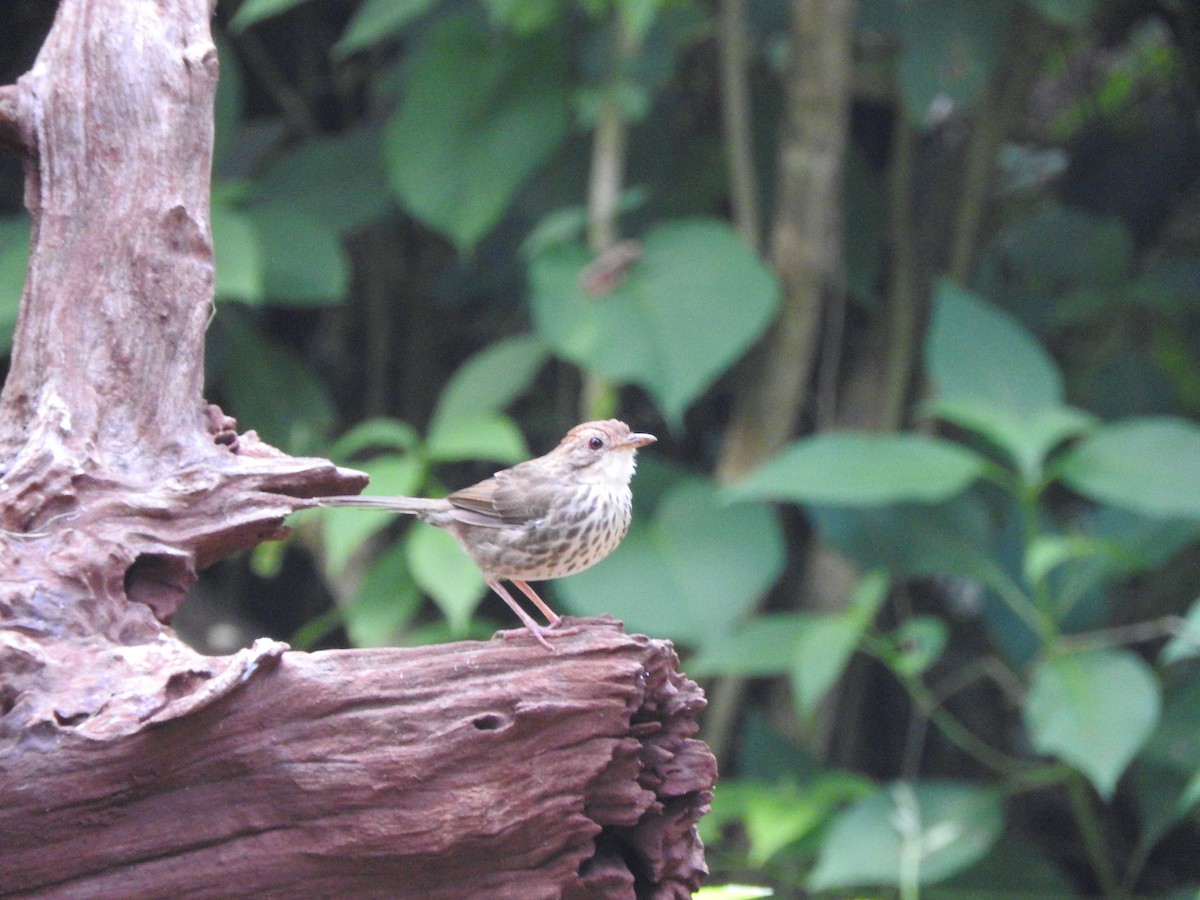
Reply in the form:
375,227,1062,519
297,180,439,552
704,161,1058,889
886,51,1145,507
623,432,657,449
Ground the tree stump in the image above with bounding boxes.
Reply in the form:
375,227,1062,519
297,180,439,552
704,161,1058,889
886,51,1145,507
0,1,715,896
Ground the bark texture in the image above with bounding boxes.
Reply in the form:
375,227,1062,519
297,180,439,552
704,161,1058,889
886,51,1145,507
0,1,715,895
1,618,714,898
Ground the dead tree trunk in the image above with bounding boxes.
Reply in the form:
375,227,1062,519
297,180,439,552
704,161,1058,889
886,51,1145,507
0,2,715,896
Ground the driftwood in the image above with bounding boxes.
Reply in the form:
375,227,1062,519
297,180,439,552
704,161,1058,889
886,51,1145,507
0,0,715,896
1,619,714,898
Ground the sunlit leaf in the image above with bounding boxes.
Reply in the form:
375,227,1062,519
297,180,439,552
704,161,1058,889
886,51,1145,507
1025,649,1160,798
733,433,988,507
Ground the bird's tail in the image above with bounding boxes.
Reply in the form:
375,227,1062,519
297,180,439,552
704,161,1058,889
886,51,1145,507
313,495,445,515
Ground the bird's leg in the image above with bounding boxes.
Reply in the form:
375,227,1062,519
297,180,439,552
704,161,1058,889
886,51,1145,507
486,578,554,651
512,579,562,627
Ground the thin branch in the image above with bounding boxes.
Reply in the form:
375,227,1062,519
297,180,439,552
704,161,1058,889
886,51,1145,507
717,0,761,251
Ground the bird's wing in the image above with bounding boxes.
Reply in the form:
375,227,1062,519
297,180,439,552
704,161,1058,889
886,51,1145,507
446,465,555,528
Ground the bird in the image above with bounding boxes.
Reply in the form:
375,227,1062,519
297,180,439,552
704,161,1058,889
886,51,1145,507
316,419,656,650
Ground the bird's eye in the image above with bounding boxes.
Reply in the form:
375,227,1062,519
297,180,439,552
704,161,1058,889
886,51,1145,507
588,436,604,451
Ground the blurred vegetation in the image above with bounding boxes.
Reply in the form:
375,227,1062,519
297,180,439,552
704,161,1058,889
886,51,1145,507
3,0,1200,895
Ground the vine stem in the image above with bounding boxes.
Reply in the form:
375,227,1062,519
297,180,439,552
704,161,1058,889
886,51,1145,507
1067,773,1120,897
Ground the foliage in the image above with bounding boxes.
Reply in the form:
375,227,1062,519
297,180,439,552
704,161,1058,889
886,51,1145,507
2,0,1199,895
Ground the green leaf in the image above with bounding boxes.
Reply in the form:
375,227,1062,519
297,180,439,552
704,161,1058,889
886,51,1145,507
790,572,888,714
1026,0,1096,27
230,0,313,31
320,453,425,576
890,616,949,676
733,433,988,507
1161,599,1200,666
0,216,29,355
1025,649,1161,798
430,334,547,424
405,524,485,634
927,280,1063,417
426,411,528,465
343,540,424,647
530,219,779,424
250,129,393,234
810,493,999,582
810,781,1003,890
926,397,1094,482
703,775,872,868
1056,417,1200,519
558,478,785,646
692,887,774,900
243,206,348,304
897,0,1016,126
331,418,422,460
384,15,569,250
335,0,439,55
1129,676,1200,849
686,614,810,677
211,203,264,302
212,317,334,455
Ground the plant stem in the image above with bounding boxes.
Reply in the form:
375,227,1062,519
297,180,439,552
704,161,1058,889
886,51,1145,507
1067,773,1120,897
717,0,761,251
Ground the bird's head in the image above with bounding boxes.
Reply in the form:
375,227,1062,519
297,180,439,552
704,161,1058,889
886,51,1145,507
556,419,656,485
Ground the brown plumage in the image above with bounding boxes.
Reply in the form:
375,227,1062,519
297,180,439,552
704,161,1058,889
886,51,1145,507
317,419,656,650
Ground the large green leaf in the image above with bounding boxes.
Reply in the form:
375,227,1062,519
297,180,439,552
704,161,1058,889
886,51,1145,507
213,317,334,455
1025,649,1161,798
897,0,1016,126
791,572,889,715
342,541,424,647
250,129,393,235
927,280,1063,417
732,433,988,507
558,478,785,646
244,205,348,304
1129,676,1200,850
230,0,313,31
1056,417,1200,519
384,15,569,249
0,216,29,354
703,776,872,868
429,334,548,425
211,202,264,303
809,493,999,581
320,453,425,576
405,524,485,634
426,412,528,465
810,781,1004,890
335,0,440,55
530,219,779,424
686,614,810,678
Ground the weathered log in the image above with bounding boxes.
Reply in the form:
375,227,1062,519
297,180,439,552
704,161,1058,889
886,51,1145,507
0,1,716,896
0,618,714,898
